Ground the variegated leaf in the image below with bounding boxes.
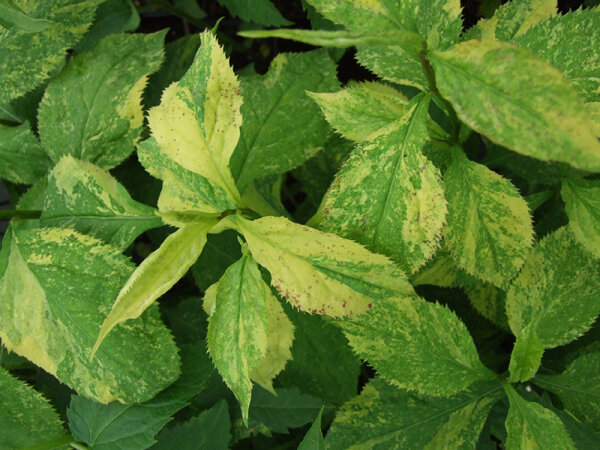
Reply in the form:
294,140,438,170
0,227,179,403
308,81,408,142
561,176,600,258
320,94,447,275
38,31,165,169
41,156,162,251
443,146,533,287
0,122,51,184
508,323,544,382
338,296,495,396
429,39,600,172
228,214,411,317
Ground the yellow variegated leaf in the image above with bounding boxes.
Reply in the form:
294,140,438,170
147,30,242,207
251,290,294,393
561,176,600,258
228,214,411,317
93,220,216,354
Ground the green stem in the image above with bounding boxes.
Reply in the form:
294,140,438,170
144,0,205,28
0,209,42,220
22,434,76,450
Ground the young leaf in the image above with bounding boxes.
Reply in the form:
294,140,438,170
0,227,179,403
534,352,600,430
205,247,269,424
428,39,600,172
93,219,215,354
508,324,544,383
41,156,162,251
326,378,502,449
229,214,412,317
443,146,533,287
0,0,100,106
308,81,408,142
0,367,66,449
153,400,231,450
218,0,291,26
38,31,165,169
146,30,242,206
298,406,325,450
230,49,339,192
339,296,495,396
68,342,212,450
319,94,447,275
513,7,600,102
504,384,575,450
561,176,600,258
0,122,52,184
506,227,600,348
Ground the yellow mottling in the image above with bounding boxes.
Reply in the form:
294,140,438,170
118,75,148,129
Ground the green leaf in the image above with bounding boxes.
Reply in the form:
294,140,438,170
0,367,66,449
513,7,599,102
0,0,52,32
93,219,215,354
308,81,408,142
41,156,162,251
465,0,556,41
0,227,179,403
0,0,100,106
191,230,241,291
339,295,495,396
230,50,339,193
153,400,231,450
443,146,533,287
506,227,600,348
204,247,269,424
229,214,411,317
0,122,52,184
75,0,140,53
356,45,427,90
326,378,502,449
217,0,291,26
145,30,243,206
561,176,600,258
277,301,360,405
319,94,447,275
508,324,544,383
68,342,212,450
38,31,165,169
504,384,574,450
298,406,325,450
428,39,600,172
535,352,600,430
462,278,510,331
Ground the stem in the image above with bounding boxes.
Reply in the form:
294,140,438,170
0,209,42,220
22,434,76,450
144,0,205,28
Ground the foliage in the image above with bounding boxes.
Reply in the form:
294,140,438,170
0,0,598,448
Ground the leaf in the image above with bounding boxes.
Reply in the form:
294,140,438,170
339,295,495,396
38,31,165,169
0,122,52,184
153,400,231,450
0,227,179,403
513,7,599,102
75,0,140,53
326,378,502,449
277,301,361,405
504,384,574,450
93,219,215,354
534,352,600,430
356,45,427,90
68,342,212,450
319,94,447,275
217,0,290,26
205,247,269,424
0,0,100,106
191,230,241,292
462,278,510,331
0,367,66,449
508,324,544,383
298,406,325,450
443,146,533,287
465,0,556,41
561,176,600,258
0,0,52,32
250,289,294,393
505,227,600,349
41,156,162,251
229,214,411,317
145,30,242,206
308,81,409,142
230,50,339,192
428,39,600,172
